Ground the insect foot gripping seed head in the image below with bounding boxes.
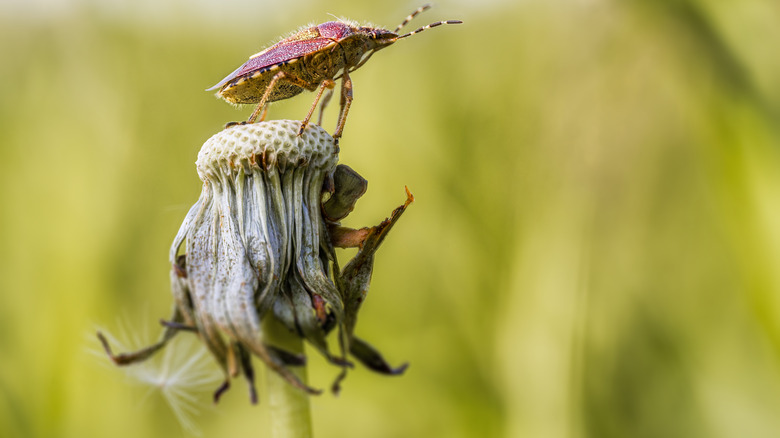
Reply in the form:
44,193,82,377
97,120,414,404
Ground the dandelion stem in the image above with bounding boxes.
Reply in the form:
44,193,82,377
262,315,313,438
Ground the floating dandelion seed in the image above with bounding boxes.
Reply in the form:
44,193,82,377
93,322,221,435
132,338,221,435
98,120,412,405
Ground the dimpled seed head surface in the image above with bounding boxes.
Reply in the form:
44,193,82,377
197,120,338,180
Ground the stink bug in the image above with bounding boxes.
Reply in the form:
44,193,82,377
208,4,461,140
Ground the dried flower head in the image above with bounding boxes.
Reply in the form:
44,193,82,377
98,120,412,402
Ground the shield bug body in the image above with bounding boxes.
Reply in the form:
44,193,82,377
208,5,461,140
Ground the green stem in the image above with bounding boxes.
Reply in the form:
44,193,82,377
262,316,313,438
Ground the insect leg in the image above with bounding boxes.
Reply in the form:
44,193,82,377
333,70,353,140
248,71,288,123
258,105,269,123
317,88,334,127
299,79,336,135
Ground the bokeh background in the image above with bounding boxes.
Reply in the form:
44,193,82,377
2,0,780,437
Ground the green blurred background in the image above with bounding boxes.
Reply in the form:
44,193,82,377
2,0,780,437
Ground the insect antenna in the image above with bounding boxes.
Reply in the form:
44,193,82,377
394,4,432,33
396,20,463,40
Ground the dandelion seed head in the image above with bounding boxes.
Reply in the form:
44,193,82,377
197,120,337,181
97,119,410,406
